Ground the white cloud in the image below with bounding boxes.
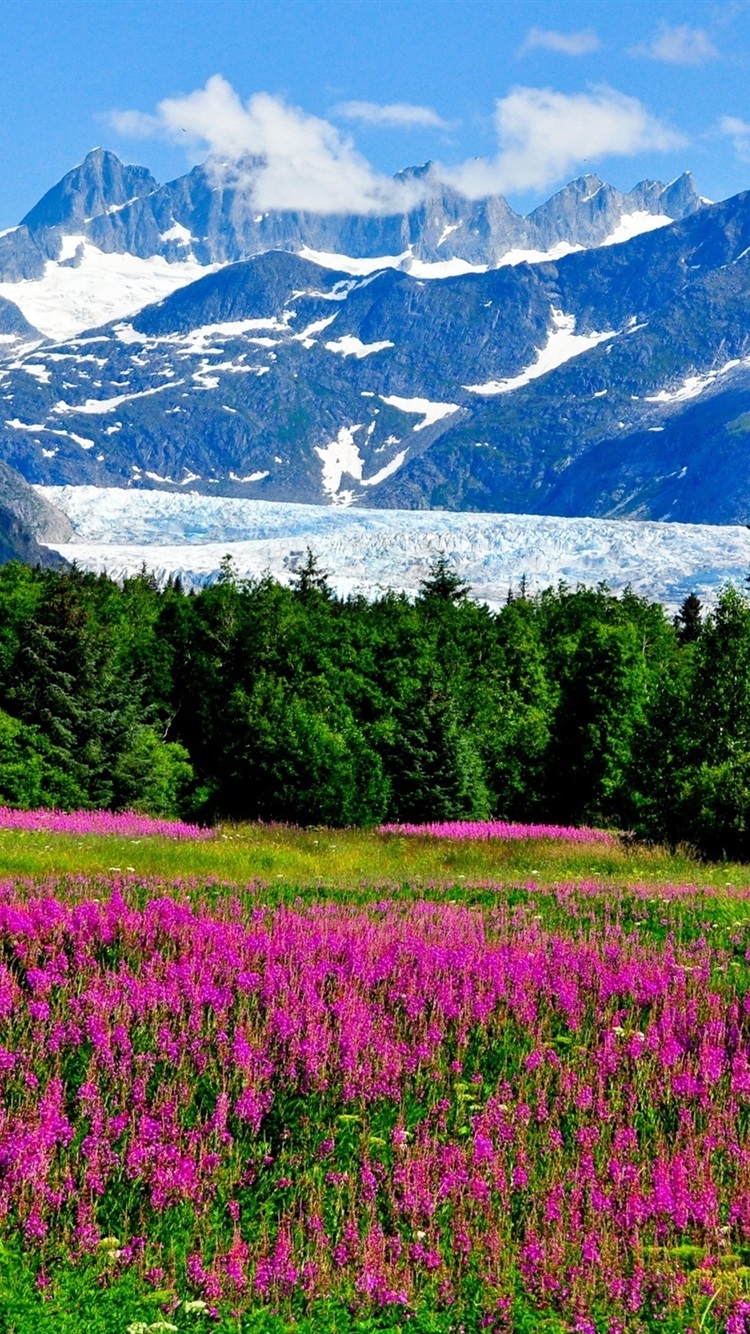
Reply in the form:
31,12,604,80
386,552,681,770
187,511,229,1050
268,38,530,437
109,109,162,138
630,23,719,65
521,27,601,56
438,86,685,198
719,115,750,161
109,76,685,211
110,75,421,215
334,100,449,129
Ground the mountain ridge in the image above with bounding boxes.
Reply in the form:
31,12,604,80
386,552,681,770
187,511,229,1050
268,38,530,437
0,149,747,525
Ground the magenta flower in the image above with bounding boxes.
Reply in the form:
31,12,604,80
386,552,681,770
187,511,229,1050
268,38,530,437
0,807,212,839
379,820,616,843
0,873,746,1326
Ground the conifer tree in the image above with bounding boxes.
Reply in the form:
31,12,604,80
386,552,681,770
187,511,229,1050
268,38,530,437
417,553,470,604
674,591,703,644
386,687,488,822
290,548,333,601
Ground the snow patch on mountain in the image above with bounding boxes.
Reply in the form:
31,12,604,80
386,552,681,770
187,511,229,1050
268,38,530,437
297,245,487,281
645,358,747,404
496,241,584,267
315,425,365,504
0,335,44,364
405,256,488,279
293,314,337,345
325,334,394,358
0,241,217,340
114,316,292,351
15,362,51,384
36,486,750,612
159,222,195,246
602,212,673,247
437,223,461,246
4,418,96,449
53,380,180,415
465,309,615,395
298,246,410,276
379,395,461,430
361,450,408,486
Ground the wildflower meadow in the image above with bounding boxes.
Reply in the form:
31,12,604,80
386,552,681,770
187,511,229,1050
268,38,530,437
0,828,750,1333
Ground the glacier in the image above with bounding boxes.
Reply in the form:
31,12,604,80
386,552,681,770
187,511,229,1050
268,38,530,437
37,486,750,612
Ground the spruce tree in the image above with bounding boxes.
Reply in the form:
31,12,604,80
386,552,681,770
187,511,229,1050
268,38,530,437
290,548,333,601
417,554,470,604
674,592,703,644
386,688,488,822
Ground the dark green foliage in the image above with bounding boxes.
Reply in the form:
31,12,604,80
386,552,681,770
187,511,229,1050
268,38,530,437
417,552,470,604
289,546,334,602
2,553,750,851
675,591,703,644
386,687,489,822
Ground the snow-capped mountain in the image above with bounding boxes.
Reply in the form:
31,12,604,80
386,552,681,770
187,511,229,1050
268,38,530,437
0,148,703,340
1,177,750,524
3,145,750,534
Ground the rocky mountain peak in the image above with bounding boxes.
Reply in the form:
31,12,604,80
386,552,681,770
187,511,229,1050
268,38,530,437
659,170,703,214
21,148,159,234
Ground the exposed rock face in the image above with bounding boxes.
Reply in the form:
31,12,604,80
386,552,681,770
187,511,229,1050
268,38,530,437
0,463,74,542
0,504,69,568
21,148,159,234
0,461,70,567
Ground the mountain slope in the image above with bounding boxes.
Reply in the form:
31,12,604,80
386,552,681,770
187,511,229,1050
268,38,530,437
0,296,43,359
0,149,704,338
0,178,748,521
0,462,70,568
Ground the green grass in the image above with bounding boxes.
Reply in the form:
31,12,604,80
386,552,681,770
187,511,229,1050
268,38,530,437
0,1243,573,1334
0,822,747,891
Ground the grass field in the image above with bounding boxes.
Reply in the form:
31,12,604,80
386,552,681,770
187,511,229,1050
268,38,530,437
0,822,748,890
2,825,750,1334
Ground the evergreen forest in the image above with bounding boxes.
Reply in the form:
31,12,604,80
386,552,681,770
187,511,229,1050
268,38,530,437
0,552,743,857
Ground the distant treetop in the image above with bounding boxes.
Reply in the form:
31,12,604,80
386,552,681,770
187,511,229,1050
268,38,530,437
418,553,470,604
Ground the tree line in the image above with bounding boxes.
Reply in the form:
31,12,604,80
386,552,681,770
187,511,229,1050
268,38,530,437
0,552,745,857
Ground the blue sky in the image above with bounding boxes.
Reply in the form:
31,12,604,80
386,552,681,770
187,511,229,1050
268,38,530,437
1,0,750,227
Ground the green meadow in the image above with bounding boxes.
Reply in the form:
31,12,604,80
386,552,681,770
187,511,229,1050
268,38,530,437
0,823,747,892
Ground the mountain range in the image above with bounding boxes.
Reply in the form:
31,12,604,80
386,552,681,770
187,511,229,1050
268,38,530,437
1,147,702,288
0,147,749,537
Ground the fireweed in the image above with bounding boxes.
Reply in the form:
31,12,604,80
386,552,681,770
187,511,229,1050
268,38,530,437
379,820,617,844
0,808,213,840
1,877,750,1329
